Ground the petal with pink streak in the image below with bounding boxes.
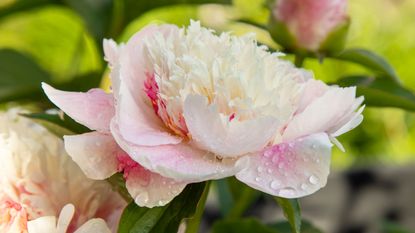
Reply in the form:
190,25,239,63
283,87,363,141
184,95,280,157
124,164,187,208
64,132,118,180
42,83,114,132
111,25,182,146
235,133,332,198
111,120,239,182
114,77,182,146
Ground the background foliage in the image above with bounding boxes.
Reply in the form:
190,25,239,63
1,0,414,232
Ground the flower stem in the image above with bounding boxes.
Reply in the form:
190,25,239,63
185,181,211,233
294,54,305,68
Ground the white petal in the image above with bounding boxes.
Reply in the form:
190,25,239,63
184,95,279,157
64,132,118,180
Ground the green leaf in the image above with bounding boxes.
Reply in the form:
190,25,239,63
62,0,113,42
270,221,323,233
334,48,400,83
275,197,301,233
337,76,415,111
0,6,102,82
184,181,210,233
215,179,235,216
212,218,278,233
0,49,51,102
107,173,133,203
120,0,231,30
226,178,261,220
118,182,207,233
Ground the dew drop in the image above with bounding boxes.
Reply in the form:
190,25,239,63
278,163,284,169
309,175,319,184
158,200,166,206
267,168,272,174
255,177,261,182
270,180,280,190
312,144,317,149
135,192,149,204
279,187,296,196
95,141,101,146
257,166,264,173
301,183,308,190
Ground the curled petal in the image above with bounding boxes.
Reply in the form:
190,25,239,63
283,87,363,141
184,95,279,157
111,120,239,182
42,83,114,132
114,77,182,146
64,132,118,180
103,39,122,68
236,133,332,198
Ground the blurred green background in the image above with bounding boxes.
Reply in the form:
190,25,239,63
0,0,414,169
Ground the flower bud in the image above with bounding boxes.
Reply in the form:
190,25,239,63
269,0,350,54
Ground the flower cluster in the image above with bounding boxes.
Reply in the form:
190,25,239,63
0,109,126,232
42,21,363,208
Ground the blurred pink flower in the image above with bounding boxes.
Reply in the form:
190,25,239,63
43,21,363,206
273,0,348,51
0,109,126,232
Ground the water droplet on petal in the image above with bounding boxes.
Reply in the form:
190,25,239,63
309,175,319,185
301,183,308,190
95,141,101,146
270,180,280,190
267,168,272,174
255,177,261,182
135,192,149,204
257,166,264,173
278,163,284,169
279,187,296,196
312,144,317,149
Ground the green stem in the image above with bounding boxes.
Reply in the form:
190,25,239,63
294,54,305,68
185,181,211,233
226,187,259,220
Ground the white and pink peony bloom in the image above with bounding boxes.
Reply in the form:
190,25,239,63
272,0,349,51
42,21,363,206
0,109,126,233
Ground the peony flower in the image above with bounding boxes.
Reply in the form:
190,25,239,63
271,0,349,52
0,109,126,232
42,21,363,205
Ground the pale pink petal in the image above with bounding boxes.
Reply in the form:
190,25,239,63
63,132,118,180
111,120,239,182
283,87,363,141
106,25,182,146
296,79,328,113
115,78,182,146
42,83,114,132
184,95,280,157
103,39,122,68
74,219,112,233
124,165,187,208
236,133,332,198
